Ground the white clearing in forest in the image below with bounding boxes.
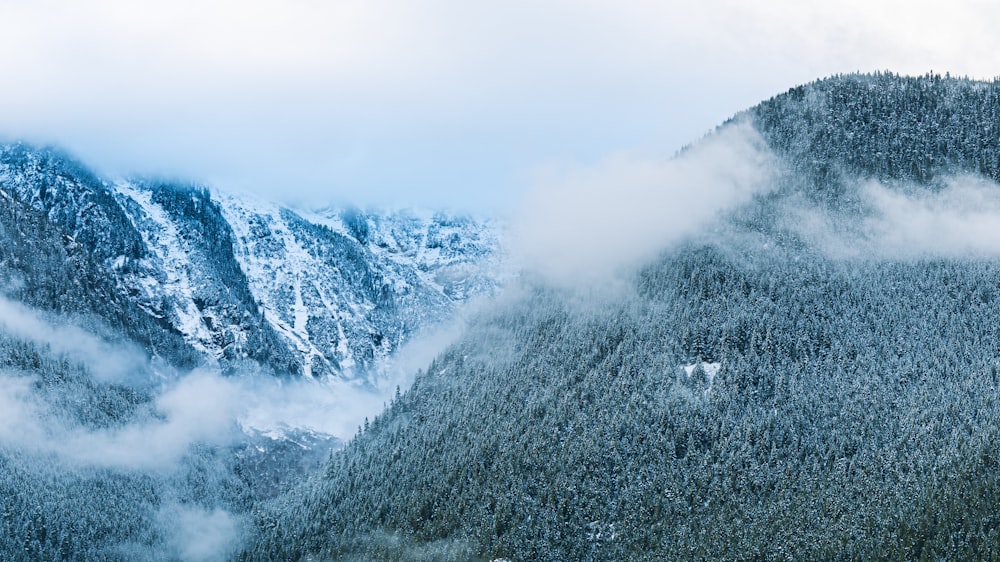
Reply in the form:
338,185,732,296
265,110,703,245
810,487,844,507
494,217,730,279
683,361,721,383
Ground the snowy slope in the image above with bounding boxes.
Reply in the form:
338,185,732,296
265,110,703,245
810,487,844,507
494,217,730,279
113,180,220,357
218,194,506,378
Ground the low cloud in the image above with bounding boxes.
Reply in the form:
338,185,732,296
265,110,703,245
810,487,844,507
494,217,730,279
863,176,1000,258
64,370,242,469
0,375,45,445
372,315,468,387
0,369,241,470
0,333,441,471
158,504,244,562
0,296,149,383
513,120,777,286
240,316,470,440
785,175,1000,260
238,375,383,440
0,257,480,558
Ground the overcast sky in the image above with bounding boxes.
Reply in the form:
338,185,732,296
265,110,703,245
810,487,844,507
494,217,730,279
2,1,998,212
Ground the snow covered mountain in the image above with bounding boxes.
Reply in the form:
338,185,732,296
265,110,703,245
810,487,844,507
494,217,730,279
0,144,506,379
216,195,504,378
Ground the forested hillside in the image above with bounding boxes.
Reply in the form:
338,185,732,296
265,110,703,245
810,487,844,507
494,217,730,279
751,72,1000,187
245,73,1000,560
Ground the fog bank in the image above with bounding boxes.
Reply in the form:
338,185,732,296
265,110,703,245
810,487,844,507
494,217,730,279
513,121,777,286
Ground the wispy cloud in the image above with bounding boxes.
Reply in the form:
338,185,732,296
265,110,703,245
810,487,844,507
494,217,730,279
784,175,1000,260
0,375,45,445
63,370,242,469
512,121,777,286
157,503,244,562
241,315,469,439
0,369,237,469
0,296,448,470
0,296,149,383
862,176,1000,258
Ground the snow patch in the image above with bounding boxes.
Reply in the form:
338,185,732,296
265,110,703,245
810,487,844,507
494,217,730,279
586,520,618,543
682,361,721,384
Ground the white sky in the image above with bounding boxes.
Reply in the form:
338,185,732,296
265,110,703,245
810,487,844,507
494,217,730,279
1,0,998,211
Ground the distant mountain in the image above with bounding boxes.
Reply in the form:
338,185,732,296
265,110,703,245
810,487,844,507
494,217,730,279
0,143,506,560
0,145,505,379
246,73,1000,561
